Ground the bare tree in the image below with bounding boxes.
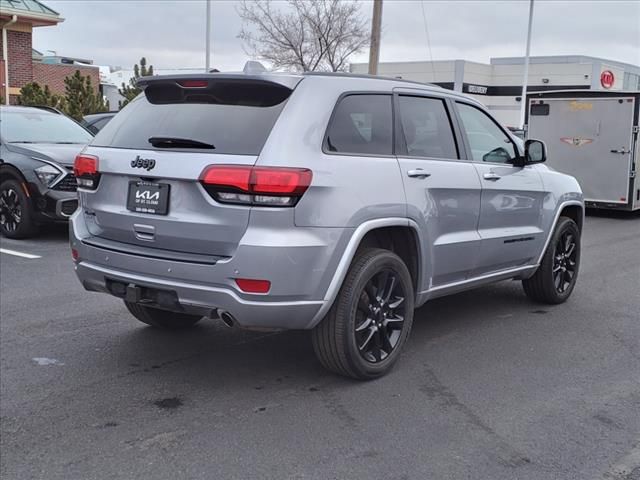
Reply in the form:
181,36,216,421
238,0,369,72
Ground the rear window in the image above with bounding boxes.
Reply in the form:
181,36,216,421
92,82,291,155
325,94,393,156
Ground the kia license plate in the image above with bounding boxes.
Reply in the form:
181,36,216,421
126,181,170,215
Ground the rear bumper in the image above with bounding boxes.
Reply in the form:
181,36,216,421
70,212,351,330
76,260,324,329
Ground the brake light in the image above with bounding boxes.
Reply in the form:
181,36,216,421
178,79,208,88
74,154,101,190
200,165,312,207
235,278,271,294
251,168,312,195
201,166,251,191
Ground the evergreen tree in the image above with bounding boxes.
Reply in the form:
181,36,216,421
63,70,109,121
18,83,66,110
119,57,153,108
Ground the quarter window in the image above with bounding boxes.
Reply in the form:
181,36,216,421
325,94,393,156
399,96,458,159
456,103,516,164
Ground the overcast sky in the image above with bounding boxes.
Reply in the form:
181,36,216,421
33,0,640,71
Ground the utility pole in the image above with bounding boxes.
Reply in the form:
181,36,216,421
519,0,534,129
368,0,383,75
205,0,211,72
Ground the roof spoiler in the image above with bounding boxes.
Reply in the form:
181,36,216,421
137,75,297,106
137,72,301,90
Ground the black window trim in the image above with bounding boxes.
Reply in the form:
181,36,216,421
322,91,396,158
453,100,522,166
393,92,462,161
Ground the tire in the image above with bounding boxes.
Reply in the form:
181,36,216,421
522,216,581,304
0,179,38,239
124,301,202,330
312,248,415,380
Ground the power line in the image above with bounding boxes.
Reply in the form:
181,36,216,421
420,0,437,82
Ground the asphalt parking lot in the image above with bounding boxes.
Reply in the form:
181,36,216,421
1,211,638,480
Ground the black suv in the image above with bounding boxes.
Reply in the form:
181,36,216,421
0,106,93,238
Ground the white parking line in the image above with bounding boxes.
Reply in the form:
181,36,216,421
0,248,41,259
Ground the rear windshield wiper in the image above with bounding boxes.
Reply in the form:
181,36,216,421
148,136,215,149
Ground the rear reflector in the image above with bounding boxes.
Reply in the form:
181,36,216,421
200,165,312,207
71,248,79,261
235,278,271,294
74,154,101,190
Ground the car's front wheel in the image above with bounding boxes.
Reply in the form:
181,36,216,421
312,248,414,380
0,179,37,239
124,301,202,330
522,216,581,304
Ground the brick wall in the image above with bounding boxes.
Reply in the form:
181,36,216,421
0,30,34,91
33,63,100,95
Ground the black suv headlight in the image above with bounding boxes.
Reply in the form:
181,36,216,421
34,164,64,187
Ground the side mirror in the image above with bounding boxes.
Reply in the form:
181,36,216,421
525,139,547,164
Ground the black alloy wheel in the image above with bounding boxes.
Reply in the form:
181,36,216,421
0,179,37,238
552,229,578,294
0,187,22,234
522,216,580,304
355,269,407,363
312,248,415,380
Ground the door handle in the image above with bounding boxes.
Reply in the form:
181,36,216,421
483,172,502,181
610,148,630,154
407,169,431,179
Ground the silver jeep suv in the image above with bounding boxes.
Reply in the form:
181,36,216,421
70,72,584,379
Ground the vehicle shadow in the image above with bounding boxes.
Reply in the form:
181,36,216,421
101,280,531,390
34,223,69,240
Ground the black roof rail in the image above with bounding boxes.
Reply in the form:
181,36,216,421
301,71,442,89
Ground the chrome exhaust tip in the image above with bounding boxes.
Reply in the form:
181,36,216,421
219,311,235,328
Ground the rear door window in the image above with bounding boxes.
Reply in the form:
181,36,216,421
92,82,291,155
398,96,458,159
325,94,393,156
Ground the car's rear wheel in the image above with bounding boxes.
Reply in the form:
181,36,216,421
124,301,202,330
312,248,414,380
0,179,37,239
522,216,580,304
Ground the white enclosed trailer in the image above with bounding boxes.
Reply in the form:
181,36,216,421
526,90,639,211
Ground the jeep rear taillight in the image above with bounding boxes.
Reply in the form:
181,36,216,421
200,165,312,207
74,154,101,190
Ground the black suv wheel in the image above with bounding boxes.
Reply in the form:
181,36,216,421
0,179,37,239
312,248,415,380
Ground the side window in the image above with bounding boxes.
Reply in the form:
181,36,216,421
326,94,392,155
456,103,516,164
399,96,458,159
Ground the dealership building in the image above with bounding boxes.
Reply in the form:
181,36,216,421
350,55,640,127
